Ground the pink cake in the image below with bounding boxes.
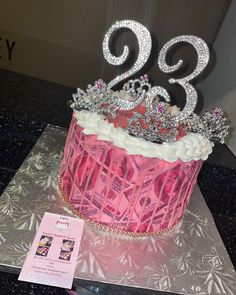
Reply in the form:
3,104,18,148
58,20,229,236
59,113,206,235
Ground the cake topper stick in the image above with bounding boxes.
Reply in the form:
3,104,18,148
103,20,152,91
158,35,210,122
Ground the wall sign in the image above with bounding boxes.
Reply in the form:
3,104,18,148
0,37,16,61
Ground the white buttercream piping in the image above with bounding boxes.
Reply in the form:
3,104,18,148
74,110,214,162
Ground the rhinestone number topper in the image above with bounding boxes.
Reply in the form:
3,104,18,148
103,20,152,91
71,20,229,143
158,35,210,122
103,20,210,121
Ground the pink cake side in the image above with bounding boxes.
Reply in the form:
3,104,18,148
59,115,202,235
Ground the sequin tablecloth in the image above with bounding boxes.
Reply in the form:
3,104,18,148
0,126,235,295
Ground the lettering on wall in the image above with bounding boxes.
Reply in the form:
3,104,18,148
0,38,16,61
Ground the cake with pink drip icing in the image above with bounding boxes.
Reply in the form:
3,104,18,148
58,20,229,236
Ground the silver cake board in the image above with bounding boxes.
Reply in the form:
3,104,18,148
0,126,235,295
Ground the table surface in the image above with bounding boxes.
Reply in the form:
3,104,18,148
0,68,235,295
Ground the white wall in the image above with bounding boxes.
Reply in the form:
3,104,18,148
199,1,236,155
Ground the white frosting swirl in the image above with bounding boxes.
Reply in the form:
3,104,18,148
74,110,214,162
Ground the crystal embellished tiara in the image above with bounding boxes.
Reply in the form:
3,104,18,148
70,20,230,144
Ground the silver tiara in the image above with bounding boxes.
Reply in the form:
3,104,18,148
69,20,230,144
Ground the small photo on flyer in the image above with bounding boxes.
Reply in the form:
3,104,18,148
59,250,72,261
35,235,53,257
59,239,75,261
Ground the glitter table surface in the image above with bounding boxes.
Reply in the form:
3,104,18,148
0,126,235,295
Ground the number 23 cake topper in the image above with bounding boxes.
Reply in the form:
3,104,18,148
70,20,229,144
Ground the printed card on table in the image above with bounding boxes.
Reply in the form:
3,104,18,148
19,212,84,289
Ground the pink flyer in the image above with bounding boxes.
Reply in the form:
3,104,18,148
18,212,85,288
